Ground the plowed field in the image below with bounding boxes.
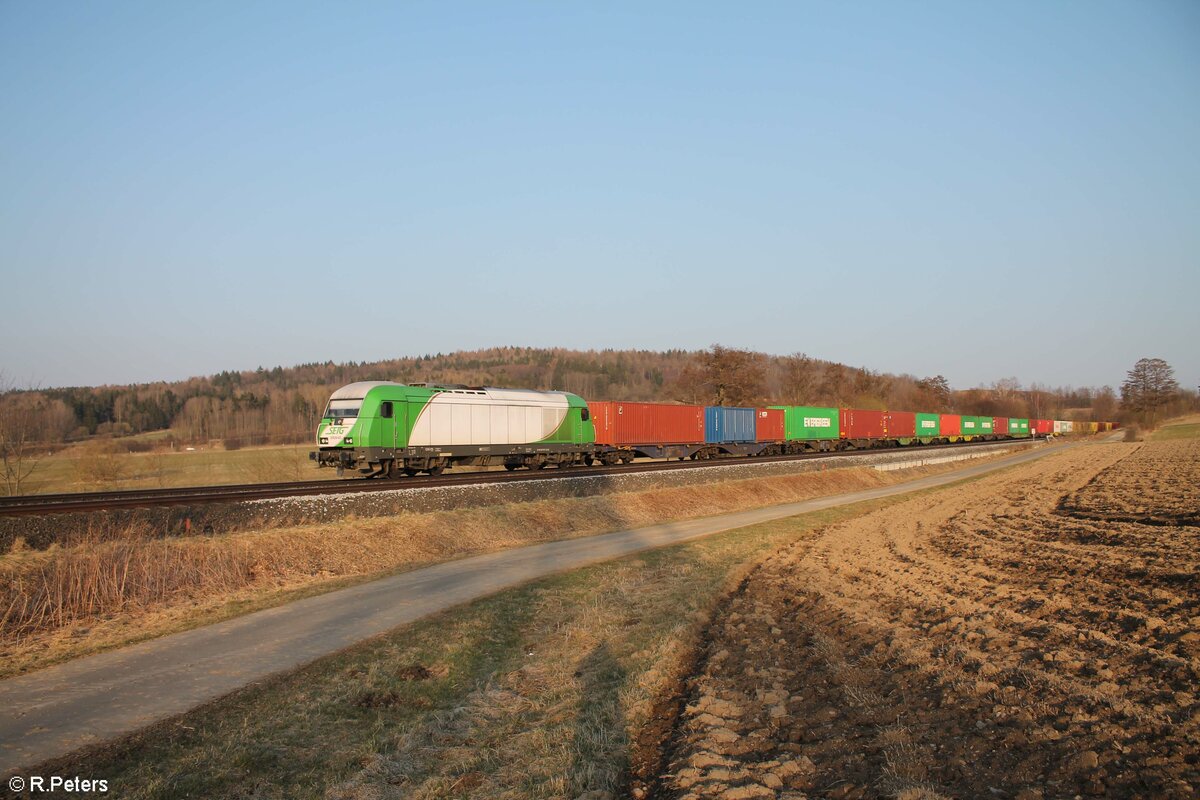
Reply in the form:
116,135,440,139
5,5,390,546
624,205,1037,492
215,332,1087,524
1060,438,1200,527
642,442,1200,800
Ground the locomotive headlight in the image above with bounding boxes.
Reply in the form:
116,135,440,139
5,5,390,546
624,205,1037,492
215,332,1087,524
320,437,329,445
345,437,354,445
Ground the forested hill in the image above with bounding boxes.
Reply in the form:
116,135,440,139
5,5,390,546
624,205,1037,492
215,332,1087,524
8,346,1118,447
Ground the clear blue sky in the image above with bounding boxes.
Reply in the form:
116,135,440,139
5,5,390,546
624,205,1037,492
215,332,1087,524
2,1,1197,392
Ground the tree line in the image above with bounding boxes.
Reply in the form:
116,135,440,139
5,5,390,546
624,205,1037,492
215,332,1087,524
2,347,1191,467
3,348,1191,495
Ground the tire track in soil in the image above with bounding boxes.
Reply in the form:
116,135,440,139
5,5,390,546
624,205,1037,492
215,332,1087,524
637,443,1200,800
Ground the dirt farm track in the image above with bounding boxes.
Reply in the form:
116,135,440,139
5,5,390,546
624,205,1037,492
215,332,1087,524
640,438,1200,800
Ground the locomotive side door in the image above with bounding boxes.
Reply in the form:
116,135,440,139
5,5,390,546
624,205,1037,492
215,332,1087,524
393,402,406,450
378,400,402,451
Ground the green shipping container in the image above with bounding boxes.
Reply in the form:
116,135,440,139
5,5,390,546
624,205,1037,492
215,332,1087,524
915,413,940,439
960,416,993,437
770,405,840,441
1010,418,1029,436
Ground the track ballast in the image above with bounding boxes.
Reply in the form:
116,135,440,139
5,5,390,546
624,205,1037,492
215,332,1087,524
0,439,1040,517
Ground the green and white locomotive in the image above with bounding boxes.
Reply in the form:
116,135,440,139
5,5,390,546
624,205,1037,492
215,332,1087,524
311,382,595,476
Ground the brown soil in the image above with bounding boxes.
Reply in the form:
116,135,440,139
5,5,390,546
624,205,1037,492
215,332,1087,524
641,442,1200,800
1060,439,1200,527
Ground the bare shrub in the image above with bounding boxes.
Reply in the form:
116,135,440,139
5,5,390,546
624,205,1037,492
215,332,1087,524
72,441,128,487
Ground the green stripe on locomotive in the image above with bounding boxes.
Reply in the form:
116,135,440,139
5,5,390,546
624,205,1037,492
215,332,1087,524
317,384,595,450
547,393,594,443
769,405,840,440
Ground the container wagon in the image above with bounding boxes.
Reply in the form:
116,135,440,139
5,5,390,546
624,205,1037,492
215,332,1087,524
960,416,993,439
1007,418,1028,437
915,413,940,442
842,409,887,446
770,405,840,451
588,401,705,462
887,411,917,442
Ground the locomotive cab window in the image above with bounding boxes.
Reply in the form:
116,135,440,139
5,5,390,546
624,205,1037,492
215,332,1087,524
324,402,362,419
580,407,590,421
380,401,393,419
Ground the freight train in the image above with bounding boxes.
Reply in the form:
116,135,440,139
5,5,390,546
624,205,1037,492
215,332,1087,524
310,381,1115,477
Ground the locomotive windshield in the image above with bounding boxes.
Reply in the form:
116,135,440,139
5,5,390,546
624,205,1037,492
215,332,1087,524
323,401,362,420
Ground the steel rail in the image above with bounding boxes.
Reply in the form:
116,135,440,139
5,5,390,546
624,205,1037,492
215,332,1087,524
0,439,1037,517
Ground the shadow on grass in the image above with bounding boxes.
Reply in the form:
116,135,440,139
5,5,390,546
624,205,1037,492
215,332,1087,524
572,641,629,795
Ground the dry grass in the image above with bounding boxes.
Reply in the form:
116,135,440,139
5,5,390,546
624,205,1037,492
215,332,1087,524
38,500,909,800
19,443,319,495
1150,421,1200,441
0,454,1017,679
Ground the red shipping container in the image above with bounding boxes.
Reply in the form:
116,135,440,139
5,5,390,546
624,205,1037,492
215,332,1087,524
755,408,785,442
841,408,887,440
886,411,916,438
588,401,704,446
941,414,962,436
1033,419,1053,435
993,417,1008,436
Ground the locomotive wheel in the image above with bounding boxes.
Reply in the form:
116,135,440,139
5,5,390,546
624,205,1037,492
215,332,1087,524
403,467,420,477
505,464,518,471
427,464,445,476
583,456,595,466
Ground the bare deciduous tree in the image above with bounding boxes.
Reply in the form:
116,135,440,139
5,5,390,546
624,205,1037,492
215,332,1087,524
1121,358,1179,428
916,375,952,411
780,353,817,405
670,345,770,406
700,345,768,406
0,375,49,496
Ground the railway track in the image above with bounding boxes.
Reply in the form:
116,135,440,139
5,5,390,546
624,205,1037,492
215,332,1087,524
0,439,1038,517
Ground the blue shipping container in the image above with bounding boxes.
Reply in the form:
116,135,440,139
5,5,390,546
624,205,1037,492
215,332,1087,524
704,406,757,443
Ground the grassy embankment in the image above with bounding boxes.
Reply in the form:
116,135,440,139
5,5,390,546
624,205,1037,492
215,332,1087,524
1150,421,1200,441
3,461,955,679
37,494,925,800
